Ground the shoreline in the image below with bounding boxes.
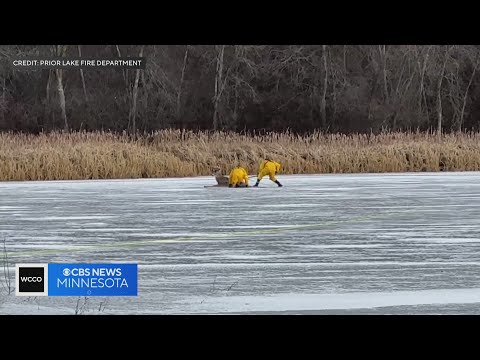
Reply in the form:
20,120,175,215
0,170,478,184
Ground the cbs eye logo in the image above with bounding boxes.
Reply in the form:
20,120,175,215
16,264,48,296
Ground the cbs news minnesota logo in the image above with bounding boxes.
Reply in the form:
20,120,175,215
16,263,137,296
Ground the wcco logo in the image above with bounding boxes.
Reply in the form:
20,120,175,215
15,264,48,296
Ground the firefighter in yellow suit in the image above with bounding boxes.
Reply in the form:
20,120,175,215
253,157,283,187
229,165,249,187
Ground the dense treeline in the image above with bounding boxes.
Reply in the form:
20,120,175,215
1,45,480,134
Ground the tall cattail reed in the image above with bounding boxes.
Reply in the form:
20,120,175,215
1,130,480,181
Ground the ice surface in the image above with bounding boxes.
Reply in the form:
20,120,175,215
1,172,480,314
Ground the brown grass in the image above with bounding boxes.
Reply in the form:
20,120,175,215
1,130,480,181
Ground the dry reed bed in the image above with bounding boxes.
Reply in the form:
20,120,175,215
1,130,480,181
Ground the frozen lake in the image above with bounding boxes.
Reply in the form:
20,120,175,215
1,172,480,314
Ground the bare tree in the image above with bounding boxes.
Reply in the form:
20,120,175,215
0,77,5,127
320,45,328,128
379,45,389,103
130,45,144,135
436,46,451,134
78,45,88,103
176,45,189,121
416,45,432,121
213,45,225,131
54,45,69,132
459,53,480,131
